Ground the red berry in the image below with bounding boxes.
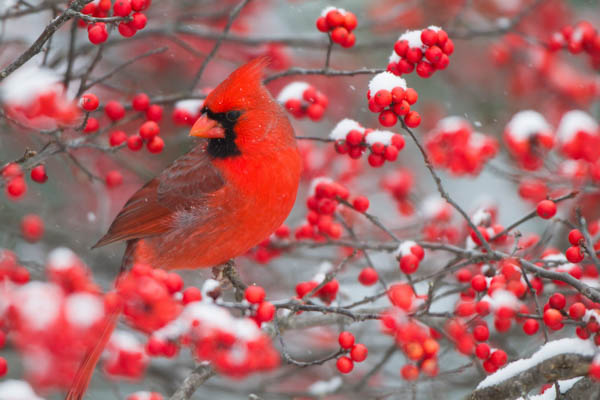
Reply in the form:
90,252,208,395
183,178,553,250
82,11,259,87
6,177,26,199
442,39,454,55
146,104,163,122
358,267,378,286
374,89,392,107
105,100,125,121
404,88,418,104
0,357,7,377
139,120,160,140
127,135,144,151
566,246,584,263
490,350,507,367
109,130,127,147
84,117,99,133
384,144,399,161
118,22,136,37
80,93,99,111
130,12,147,30
30,165,48,183
21,214,44,242
105,170,123,188
394,40,409,57
326,10,344,28
568,229,584,245
536,200,557,219
338,331,355,349
341,32,356,48
405,47,423,63
244,285,266,304
316,17,329,32
331,26,348,44
523,318,539,335
379,110,397,127
404,111,421,128
88,23,108,44
475,343,490,359
473,325,489,342
146,136,164,154
549,293,566,309
471,274,487,292
425,46,443,63
306,103,325,121
131,0,148,11
346,130,363,146
543,308,563,326
590,362,600,380
132,93,150,111
569,302,586,319
343,12,357,31
256,301,275,322
416,61,434,78
350,343,368,362
182,287,202,304
421,29,438,46
401,364,419,380
113,0,132,16
352,196,369,212
336,356,353,374
400,254,419,274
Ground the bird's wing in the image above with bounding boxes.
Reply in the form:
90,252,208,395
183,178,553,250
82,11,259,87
93,144,225,248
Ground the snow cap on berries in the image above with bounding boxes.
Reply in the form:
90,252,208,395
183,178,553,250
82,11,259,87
505,110,553,141
368,72,407,96
329,119,365,141
394,240,418,258
277,82,310,103
365,130,397,146
556,110,598,144
389,26,441,63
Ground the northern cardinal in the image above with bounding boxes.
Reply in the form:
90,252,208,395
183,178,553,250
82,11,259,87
66,57,302,399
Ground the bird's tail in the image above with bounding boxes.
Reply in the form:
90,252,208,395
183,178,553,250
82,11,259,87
65,305,121,400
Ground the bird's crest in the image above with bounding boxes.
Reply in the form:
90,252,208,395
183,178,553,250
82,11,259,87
204,57,271,113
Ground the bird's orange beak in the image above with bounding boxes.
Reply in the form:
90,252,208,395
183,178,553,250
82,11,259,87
189,114,225,139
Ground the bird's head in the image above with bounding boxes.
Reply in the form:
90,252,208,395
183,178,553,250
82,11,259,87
189,57,291,158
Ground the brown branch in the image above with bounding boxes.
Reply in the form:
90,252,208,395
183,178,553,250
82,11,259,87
466,353,592,400
0,0,92,81
168,364,216,400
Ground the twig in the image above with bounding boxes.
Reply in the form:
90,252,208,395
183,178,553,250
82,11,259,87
168,364,216,400
0,0,92,81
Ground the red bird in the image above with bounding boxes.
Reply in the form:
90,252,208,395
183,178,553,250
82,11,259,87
67,57,302,399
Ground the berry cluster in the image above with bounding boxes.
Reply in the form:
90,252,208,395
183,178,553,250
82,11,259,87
394,241,425,274
117,264,182,333
315,7,357,48
295,178,371,241
84,0,150,44
466,207,509,248
503,111,554,171
335,331,368,374
81,92,165,155
556,110,600,163
380,168,414,215
387,26,454,78
329,118,405,167
277,82,328,121
420,196,460,244
425,117,498,176
244,285,276,326
1,66,79,129
153,301,280,377
296,262,340,304
367,72,421,128
381,310,440,380
104,330,149,379
565,229,587,263
3,163,48,202
0,248,114,391
548,21,600,70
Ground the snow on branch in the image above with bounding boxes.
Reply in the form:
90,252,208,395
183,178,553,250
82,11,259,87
468,338,596,400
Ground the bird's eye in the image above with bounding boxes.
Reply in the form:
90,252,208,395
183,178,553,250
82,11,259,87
226,110,241,122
